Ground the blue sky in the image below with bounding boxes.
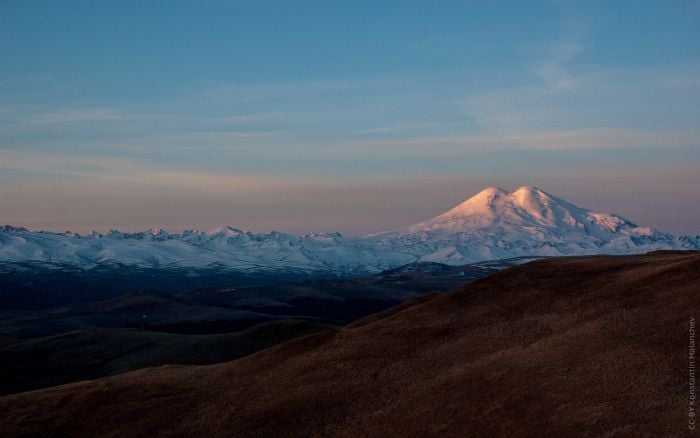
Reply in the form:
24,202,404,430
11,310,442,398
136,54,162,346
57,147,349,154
1,0,699,234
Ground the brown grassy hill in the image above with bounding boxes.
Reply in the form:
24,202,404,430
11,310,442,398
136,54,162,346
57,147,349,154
1,251,698,437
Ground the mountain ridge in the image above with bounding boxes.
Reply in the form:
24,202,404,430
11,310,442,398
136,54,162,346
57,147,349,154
1,186,698,273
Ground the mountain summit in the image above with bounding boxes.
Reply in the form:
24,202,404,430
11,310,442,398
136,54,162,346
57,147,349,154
373,186,684,265
402,185,637,235
0,187,697,272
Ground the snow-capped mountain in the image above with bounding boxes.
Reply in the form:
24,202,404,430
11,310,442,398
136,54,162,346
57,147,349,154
1,186,697,273
370,186,699,265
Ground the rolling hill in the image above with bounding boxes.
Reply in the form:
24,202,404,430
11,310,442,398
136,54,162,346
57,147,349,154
1,251,697,437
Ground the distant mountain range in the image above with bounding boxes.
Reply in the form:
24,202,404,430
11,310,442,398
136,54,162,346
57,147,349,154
1,186,698,273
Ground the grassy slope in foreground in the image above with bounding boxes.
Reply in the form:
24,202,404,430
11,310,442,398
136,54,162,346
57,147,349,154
1,251,698,437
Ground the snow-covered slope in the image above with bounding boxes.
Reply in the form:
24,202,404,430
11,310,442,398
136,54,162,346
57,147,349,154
371,186,699,265
1,186,697,273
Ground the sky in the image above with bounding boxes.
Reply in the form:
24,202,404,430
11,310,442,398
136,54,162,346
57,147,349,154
1,0,699,235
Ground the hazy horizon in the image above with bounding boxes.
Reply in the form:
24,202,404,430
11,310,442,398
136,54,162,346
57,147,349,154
2,1,699,235
4,175,700,236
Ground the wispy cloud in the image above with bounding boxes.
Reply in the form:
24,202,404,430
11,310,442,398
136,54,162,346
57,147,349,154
462,59,700,133
340,127,698,154
497,127,698,151
26,108,125,125
203,79,368,104
530,40,587,92
460,22,593,130
354,122,443,136
0,149,318,193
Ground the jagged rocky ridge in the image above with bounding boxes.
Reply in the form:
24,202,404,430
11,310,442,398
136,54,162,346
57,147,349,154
1,186,698,273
